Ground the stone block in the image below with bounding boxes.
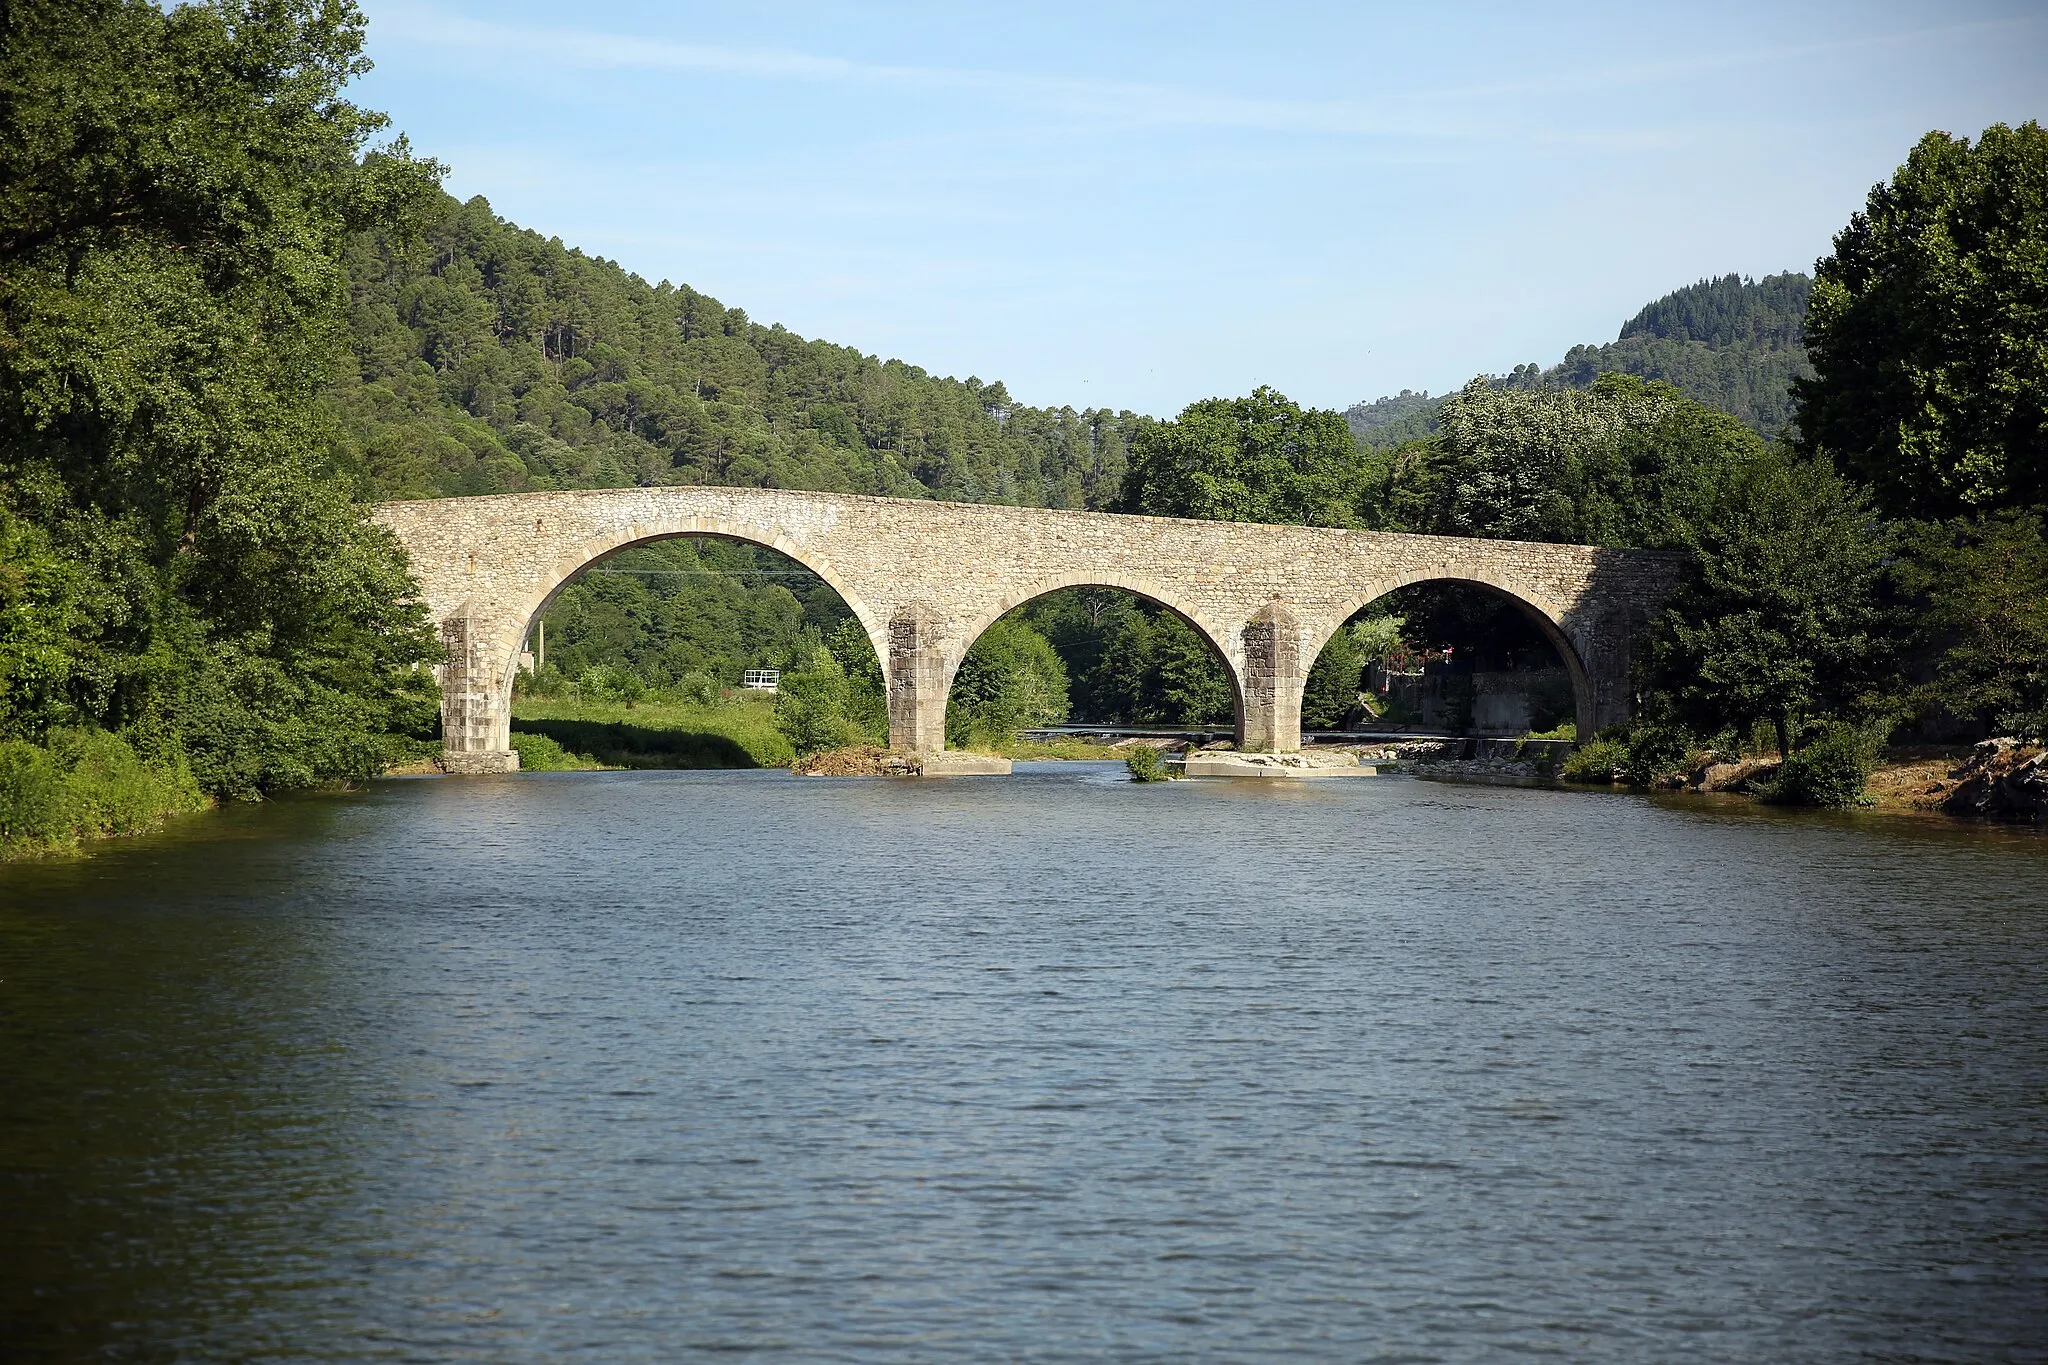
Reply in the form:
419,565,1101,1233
918,752,1013,776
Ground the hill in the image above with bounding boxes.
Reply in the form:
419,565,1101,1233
335,194,1140,510
1346,272,1814,445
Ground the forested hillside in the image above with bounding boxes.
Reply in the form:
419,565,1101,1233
337,195,1139,509
1347,273,1813,445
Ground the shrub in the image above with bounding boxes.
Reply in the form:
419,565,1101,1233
672,672,721,706
1767,722,1876,807
1561,737,1624,783
774,659,863,757
1622,723,1696,786
0,739,66,842
1124,746,1172,782
51,728,203,836
508,732,602,771
0,729,206,853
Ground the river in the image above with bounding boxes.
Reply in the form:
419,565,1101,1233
2,764,2044,1361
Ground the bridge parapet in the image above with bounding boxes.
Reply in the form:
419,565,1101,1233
373,488,1687,770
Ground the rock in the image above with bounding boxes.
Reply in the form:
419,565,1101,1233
1940,739,2047,821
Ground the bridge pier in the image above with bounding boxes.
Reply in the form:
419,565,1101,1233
886,605,949,753
438,609,520,774
1238,601,1302,753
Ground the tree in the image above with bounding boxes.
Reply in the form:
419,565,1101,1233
0,0,445,796
1898,512,2048,738
1391,374,1764,547
946,618,1069,747
1796,122,2048,520
1115,386,1359,525
1644,450,1896,756
1301,625,1367,730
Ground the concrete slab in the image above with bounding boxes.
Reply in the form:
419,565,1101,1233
919,752,1013,776
1183,751,1377,779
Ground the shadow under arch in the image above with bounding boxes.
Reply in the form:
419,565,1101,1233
494,517,891,702
1303,568,1597,740
937,571,1248,749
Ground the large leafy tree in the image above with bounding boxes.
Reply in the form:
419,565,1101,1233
1644,451,1896,755
1385,374,1766,547
1795,122,2048,520
1115,386,1358,525
1898,512,2048,739
0,0,445,794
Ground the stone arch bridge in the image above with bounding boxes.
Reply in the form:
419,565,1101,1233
373,488,1687,773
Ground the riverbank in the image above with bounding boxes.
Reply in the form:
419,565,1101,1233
1389,735,2045,823
509,695,794,769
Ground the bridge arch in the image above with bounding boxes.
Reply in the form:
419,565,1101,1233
1298,568,1597,740
935,573,1248,749
496,516,892,722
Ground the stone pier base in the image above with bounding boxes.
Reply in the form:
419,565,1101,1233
920,752,1013,776
441,749,521,775
1182,751,1375,779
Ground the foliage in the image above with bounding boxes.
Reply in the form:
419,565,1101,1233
1009,590,1234,727
1379,374,1766,545
507,731,602,771
946,618,1069,748
1766,721,1876,807
0,0,445,805
338,193,1141,508
1345,390,1444,448
1301,623,1368,729
531,538,851,690
1124,746,1171,782
1621,723,1698,787
1347,273,1814,442
1796,122,2048,520
0,728,205,853
1561,736,1624,783
673,672,721,706
1116,386,1358,525
823,616,889,741
513,694,789,768
1643,449,1896,756
1898,511,2048,736
774,653,870,758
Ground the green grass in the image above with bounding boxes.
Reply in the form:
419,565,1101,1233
510,695,794,770
1,729,209,858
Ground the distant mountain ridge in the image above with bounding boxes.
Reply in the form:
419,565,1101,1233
1347,272,1814,445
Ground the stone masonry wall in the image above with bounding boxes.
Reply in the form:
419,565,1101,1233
373,488,1688,766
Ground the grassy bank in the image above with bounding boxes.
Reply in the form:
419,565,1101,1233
510,695,794,770
0,730,211,858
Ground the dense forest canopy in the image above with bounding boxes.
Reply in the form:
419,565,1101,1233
338,194,1141,510
1347,273,1815,445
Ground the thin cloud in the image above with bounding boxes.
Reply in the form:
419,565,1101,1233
375,2,2037,147
375,3,1637,144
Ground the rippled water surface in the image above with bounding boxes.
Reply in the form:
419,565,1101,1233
3,764,2045,1362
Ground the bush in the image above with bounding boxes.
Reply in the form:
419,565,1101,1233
51,728,203,836
508,732,602,771
1622,723,1696,786
1125,746,1172,782
0,739,66,842
672,672,722,706
0,729,206,854
1767,722,1877,807
1561,737,1624,783
775,659,864,757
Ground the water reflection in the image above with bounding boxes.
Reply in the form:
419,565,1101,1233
1,767,2043,1360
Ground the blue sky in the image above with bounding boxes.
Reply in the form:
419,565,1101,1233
353,1,2046,417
